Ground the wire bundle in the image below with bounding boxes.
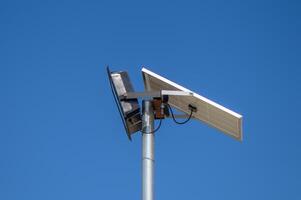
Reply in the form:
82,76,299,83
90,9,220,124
141,103,194,134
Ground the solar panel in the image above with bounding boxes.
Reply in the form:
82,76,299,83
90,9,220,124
142,67,243,141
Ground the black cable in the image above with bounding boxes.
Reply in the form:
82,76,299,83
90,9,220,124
141,118,163,134
166,103,193,125
141,101,194,134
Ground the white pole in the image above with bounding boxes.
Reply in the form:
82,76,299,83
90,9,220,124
142,100,155,200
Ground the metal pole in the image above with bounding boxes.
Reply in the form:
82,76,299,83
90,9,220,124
142,100,155,200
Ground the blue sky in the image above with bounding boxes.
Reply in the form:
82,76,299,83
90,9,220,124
1,0,301,199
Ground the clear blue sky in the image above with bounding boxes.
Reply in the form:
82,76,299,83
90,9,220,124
1,0,300,200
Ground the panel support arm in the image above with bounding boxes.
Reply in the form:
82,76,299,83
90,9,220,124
120,90,193,100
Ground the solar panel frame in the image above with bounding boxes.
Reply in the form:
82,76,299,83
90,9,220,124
142,67,243,141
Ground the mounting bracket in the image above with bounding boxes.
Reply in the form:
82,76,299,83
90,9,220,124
120,90,193,100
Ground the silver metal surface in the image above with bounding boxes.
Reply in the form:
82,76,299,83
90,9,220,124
122,90,193,100
161,90,193,96
142,100,155,200
107,67,142,140
122,91,161,99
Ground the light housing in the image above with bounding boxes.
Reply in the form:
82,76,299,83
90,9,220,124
107,67,142,140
